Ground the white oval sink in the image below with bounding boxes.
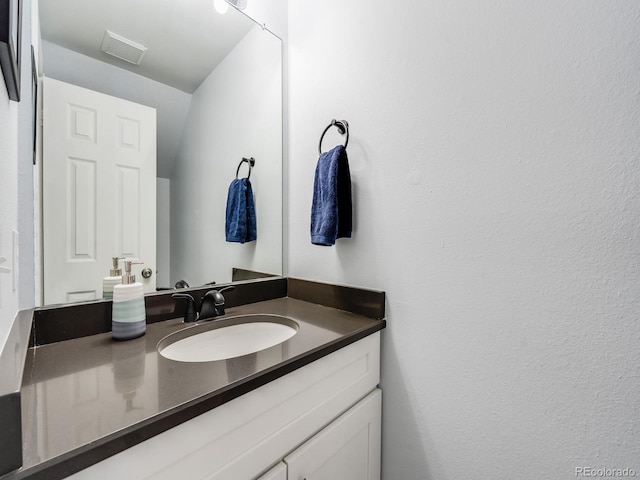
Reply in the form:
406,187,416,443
158,314,298,363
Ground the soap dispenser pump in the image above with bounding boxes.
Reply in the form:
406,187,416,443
103,256,124,299
112,260,146,340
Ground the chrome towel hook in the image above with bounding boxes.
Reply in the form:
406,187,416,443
235,157,255,179
318,119,349,154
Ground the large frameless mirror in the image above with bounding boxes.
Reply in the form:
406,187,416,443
36,0,283,306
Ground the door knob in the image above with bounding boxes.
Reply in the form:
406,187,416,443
141,267,153,279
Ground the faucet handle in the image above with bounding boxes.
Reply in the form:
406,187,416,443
212,285,235,310
217,285,235,296
172,293,198,323
199,286,236,320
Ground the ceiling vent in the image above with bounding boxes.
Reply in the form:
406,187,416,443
100,30,148,66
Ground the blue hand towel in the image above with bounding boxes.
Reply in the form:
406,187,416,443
311,145,352,246
226,178,257,243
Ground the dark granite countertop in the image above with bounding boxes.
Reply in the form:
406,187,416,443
6,283,385,480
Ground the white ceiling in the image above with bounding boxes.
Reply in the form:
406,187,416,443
38,0,254,93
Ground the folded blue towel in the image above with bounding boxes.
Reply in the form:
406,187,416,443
311,145,352,246
226,178,257,243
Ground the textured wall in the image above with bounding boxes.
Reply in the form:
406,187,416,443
1,0,34,340
244,0,288,40
288,1,640,478
0,82,20,342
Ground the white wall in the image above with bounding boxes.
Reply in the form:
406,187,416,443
0,0,34,343
241,0,289,276
288,1,640,478
243,0,288,40
156,178,171,288
172,25,282,286
0,77,20,342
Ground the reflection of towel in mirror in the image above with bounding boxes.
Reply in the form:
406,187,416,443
311,145,352,246
225,178,257,243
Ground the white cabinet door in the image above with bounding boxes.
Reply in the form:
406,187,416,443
43,77,157,304
285,389,381,480
257,462,287,480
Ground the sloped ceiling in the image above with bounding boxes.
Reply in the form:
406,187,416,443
38,0,256,178
38,0,254,94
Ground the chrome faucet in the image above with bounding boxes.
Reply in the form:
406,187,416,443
172,286,235,323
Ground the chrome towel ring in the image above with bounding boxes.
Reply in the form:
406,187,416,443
235,157,255,179
318,119,349,154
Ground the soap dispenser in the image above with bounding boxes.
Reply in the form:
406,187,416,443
112,260,146,340
103,256,124,299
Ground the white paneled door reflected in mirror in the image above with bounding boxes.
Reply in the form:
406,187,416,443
36,0,283,306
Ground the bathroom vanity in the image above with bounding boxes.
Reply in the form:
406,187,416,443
1,278,385,480
68,331,381,480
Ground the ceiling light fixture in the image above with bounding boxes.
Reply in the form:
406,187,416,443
213,0,229,14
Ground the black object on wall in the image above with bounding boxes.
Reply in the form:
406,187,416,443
0,0,22,101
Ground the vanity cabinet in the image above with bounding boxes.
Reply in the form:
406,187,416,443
283,388,381,480
67,332,381,480
256,463,287,480
252,389,382,480
254,389,380,480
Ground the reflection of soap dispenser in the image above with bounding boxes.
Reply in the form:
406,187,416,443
112,260,146,340
112,337,146,412
103,256,124,299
